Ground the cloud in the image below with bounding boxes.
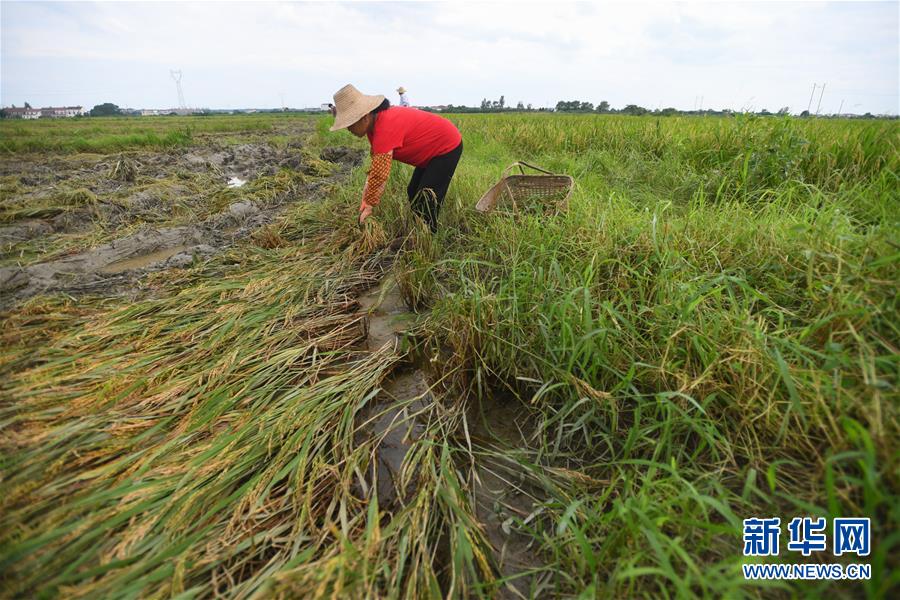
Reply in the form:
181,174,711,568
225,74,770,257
1,1,897,114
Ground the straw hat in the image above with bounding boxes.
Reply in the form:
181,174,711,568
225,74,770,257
397,86,407,94
329,84,385,132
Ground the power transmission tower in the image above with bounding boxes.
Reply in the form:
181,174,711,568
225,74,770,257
815,82,826,115
170,70,187,109
807,83,817,113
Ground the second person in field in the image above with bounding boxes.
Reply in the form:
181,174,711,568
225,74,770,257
330,84,462,233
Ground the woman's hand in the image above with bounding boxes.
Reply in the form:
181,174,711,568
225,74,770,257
358,199,374,224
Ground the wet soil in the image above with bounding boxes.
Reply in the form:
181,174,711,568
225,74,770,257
1,142,362,250
353,273,429,507
355,369,432,506
468,393,548,598
98,245,193,274
353,272,547,596
357,274,416,351
0,142,364,308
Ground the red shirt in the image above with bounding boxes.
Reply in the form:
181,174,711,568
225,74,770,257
367,107,461,168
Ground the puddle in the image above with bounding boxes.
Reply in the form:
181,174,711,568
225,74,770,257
354,274,547,592
99,245,191,274
354,272,433,508
356,369,431,506
358,274,415,351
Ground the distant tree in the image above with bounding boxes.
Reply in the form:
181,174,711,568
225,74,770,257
597,100,610,113
527,103,533,110
800,110,810,118
659,107,677,116
90,103,122,117
24,102,32,109
516,101,524,110
556,100,593,112
480,98,489,110
777,106,790,115
621,104,648,116
499,95,505,109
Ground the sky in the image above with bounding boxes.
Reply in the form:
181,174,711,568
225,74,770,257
1,0,898,115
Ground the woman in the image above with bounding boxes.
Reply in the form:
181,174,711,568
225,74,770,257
329,84,462,233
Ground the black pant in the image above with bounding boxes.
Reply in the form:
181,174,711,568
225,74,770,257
406,141,462,233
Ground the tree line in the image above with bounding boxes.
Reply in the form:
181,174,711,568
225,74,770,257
430,96,891,118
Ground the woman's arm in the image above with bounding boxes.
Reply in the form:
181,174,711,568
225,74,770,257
359,151,393,223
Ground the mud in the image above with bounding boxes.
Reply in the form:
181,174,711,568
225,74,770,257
0,191,302,307
0,128,364,308
469,392,548,598
1,223,214,304
355,369,432,507
353,274,548,592
98,245,195,274
1,123,364,269
353,273,429,507
0,219,55,244
358,274,416,351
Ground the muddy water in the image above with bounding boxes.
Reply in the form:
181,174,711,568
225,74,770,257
357,370,431,506
358,274,415,351
99,245,192,274
356,274,547,594
355,273,429,506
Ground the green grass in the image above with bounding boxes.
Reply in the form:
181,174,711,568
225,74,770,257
0,114,297,153
1,113,897,598
394,113,899,597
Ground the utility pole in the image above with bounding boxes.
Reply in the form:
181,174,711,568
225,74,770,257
815,83,826,115
807,83,817,113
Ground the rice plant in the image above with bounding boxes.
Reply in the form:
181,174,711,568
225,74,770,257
1,112,897,598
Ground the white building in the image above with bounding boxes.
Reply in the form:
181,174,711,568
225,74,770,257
40,106,84,118
4,106,43,119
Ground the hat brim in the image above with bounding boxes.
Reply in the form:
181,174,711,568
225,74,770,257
329,94,385,132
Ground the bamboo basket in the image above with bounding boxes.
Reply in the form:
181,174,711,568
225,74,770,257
475,161,573,216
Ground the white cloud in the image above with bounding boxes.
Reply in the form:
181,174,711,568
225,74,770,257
1,1,896,114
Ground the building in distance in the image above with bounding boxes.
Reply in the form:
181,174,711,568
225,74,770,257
2,105,85,119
